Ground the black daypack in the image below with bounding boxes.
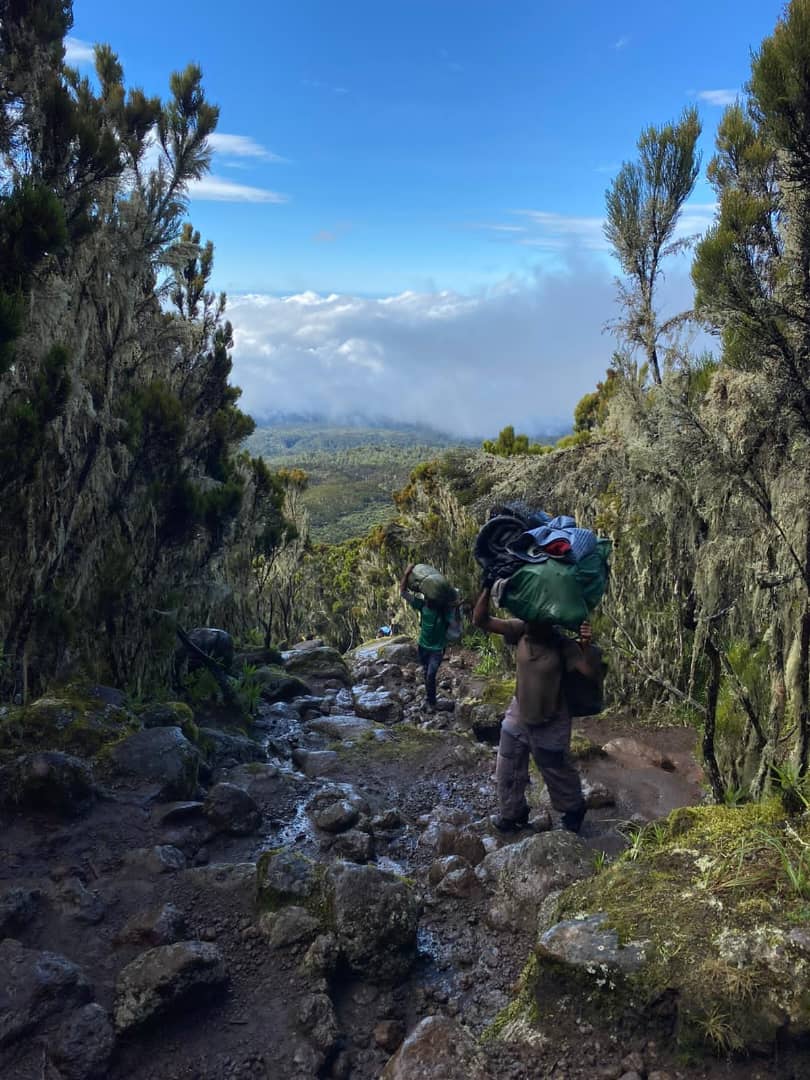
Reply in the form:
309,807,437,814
562,645,606,717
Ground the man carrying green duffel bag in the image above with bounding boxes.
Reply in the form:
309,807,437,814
400,563,456,712
473,585,603,834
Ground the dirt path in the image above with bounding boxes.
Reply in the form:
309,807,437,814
0,646,803,1079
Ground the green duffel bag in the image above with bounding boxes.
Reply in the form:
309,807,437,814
407,563,457,605
503,540,611,629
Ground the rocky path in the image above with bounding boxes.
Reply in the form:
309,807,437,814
0,640,794,1079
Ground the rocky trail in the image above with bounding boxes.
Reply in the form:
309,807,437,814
0,639,802,1080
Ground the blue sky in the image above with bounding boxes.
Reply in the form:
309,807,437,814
68,0,786,434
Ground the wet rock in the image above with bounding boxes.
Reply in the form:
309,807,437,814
331,864,420,981
292,748,340,777
284,647,352,687
312,798,360,833
436,825,486,866
374,1018,405,1053
367,664,404,690
538,914,649,974
429,855,468,885
0,886,39,937
297,991,338,1058
381,1015,488,1079
258,849,322,908
1,751,95,816
55,877,106,924
259,906,321,948
114,940,226,1032
478,831,593,932
379,641,419,665
197,727,265,771
330,828,375,864
116,903,188,947
437,865,480,899
52,1003,115,1080
0,939,92,1046
123,845,188,876
105,727,200,800
352,689,403,725
621,1051,646,1074
261,701,301,723
203,782,261,835
308,714,376,740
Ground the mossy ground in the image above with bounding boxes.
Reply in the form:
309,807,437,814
481,676,516,710
333,724,445,764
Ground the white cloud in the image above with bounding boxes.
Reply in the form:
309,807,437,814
188,176,288,204
696,89,738,106
64,36,95,65
613,36,630,50
227,258,694,437
514,210,608,251
207,134,287,163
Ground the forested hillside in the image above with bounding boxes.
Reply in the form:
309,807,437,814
245,422,477,541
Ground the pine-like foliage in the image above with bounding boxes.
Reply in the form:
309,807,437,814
0,2,285,696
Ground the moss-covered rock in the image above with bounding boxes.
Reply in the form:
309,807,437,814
101,727,200,800
252,665,311,704
481,676,516,710
0,690,140,759
498,799,810,1053
283,647,351,687
569,730,606,761
139,701,197,744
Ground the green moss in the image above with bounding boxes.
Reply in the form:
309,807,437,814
569,730,605,760
481,677,516,709
0,692,140,757
334,724,443,764
531,799,810,1052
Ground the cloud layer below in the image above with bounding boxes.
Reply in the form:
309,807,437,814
227,257,698,437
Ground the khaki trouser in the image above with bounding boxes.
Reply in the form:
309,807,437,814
496,723,584,819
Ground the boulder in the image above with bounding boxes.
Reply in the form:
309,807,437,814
375,1018,406,1053
105,727,200,800
181,862,256,901
329,828,375,864
139,701,196,738
381,1015,488,1079
379,641,420,665
0,692,138,758
435,825,486,867
296,991,338,1061
331,864,420,981
602,737,674,770
253,665,311,704
0,939,92,1047
283,647,352,687
477,831,593,932
312,798,360,834
114,940,226,1032
538,914,649,974
233,646,284,668
352,689,403,725
429,855,469,885
1,751,95,816
203,782,261,835
436,866,480,899
0,886,39,937
197,727,265,771
257,849,323,909
52,1003,115,1080
115,904,188,948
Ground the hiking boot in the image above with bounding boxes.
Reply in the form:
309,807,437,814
491,807,531,834
560,806,587,834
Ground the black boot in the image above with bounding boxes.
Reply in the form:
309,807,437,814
560,805,587,834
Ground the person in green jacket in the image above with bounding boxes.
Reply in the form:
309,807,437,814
400,563,452,712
